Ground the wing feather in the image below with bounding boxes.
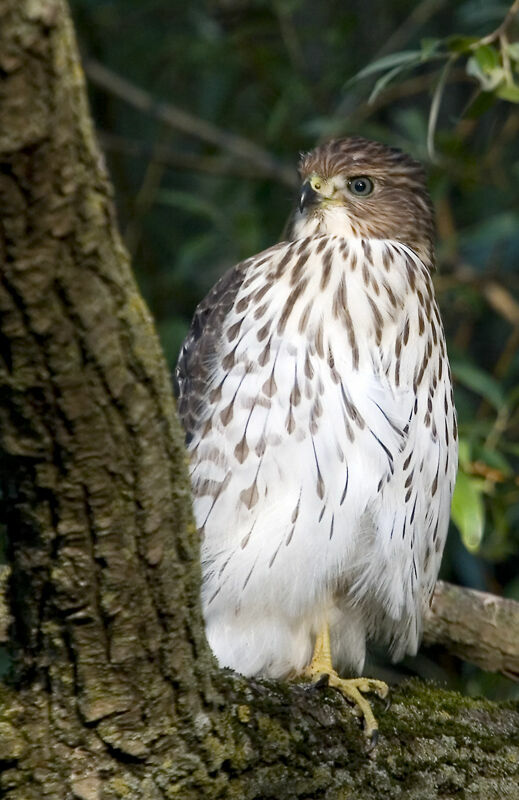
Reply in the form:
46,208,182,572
175,264,247,444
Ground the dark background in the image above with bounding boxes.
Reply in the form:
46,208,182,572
65,0,519,698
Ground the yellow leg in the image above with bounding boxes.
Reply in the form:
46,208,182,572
303,622,389,744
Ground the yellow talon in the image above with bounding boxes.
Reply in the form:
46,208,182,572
303,622,389,743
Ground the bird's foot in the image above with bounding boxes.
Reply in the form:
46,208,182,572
304,661,388,745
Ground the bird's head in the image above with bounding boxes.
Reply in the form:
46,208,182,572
287,137,435,268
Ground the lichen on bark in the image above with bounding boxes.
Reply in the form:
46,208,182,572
0,1,518,798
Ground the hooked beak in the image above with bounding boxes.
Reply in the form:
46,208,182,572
299,181,319,213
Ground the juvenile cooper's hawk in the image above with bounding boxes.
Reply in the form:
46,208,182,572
175,138,457,739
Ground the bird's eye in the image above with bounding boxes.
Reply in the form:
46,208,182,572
348,176,374,197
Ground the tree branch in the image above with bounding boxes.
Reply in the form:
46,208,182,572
479,0,519,46
424,580,519,679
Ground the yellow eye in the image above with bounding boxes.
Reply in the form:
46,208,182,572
348,176,374,196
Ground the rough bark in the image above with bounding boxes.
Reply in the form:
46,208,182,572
0,2,518,799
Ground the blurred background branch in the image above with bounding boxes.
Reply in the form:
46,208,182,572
85,59,297,187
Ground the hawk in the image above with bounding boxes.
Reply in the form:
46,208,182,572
175,137,458,740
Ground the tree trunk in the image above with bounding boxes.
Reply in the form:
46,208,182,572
0,2,518,798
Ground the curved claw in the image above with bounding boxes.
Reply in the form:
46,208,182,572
311,673,330,691
366,727,379,752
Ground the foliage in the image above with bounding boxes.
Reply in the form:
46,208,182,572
350,0,519,155
71,0,519,698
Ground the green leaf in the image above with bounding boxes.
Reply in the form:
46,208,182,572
427,56,455,159
457,437,472,470
446,35,480,54
368,63,412,103
421,38,442,59
505,42,519,62
497,83,519,103
451,470,485,553
451,361,506,410
474,44,500,72
466,56,504,91
348,50,422,83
